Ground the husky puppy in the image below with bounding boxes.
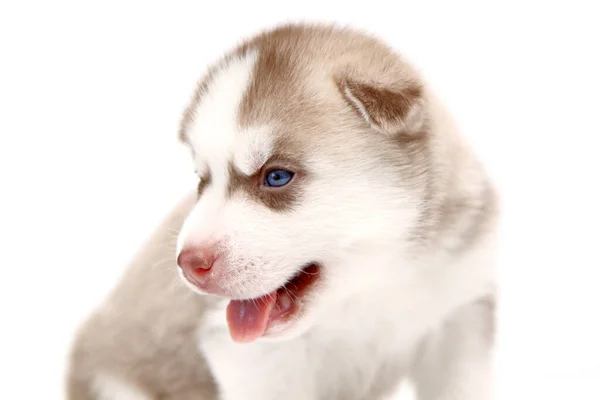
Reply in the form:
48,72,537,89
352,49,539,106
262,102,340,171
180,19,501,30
67,23,499,400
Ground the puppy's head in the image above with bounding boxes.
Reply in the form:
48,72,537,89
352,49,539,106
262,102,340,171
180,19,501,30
176,24,432,343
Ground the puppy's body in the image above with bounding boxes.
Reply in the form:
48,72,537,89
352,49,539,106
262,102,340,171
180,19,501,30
68,24,499,400
67,195,217,400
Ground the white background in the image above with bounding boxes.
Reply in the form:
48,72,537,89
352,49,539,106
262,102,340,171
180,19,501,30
1,1,599,399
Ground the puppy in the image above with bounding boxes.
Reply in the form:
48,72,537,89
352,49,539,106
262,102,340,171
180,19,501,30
67,23,500,400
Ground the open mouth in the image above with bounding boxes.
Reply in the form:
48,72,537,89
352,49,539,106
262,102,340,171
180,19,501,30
226,263,321,343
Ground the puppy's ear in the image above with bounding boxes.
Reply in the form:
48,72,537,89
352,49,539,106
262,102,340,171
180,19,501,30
336,77,426,137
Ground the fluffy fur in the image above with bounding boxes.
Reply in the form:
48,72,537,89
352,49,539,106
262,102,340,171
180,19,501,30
67,23,500,400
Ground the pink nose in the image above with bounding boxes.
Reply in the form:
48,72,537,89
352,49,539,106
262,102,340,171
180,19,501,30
177,246,216,274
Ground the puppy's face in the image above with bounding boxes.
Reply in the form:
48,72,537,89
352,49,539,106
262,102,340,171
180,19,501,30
176,26,429,343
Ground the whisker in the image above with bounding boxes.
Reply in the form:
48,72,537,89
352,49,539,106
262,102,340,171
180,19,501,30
283,286,299,304
299,269,319,276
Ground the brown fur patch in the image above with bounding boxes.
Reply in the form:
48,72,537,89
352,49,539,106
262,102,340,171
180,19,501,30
235,24,426,132
196,172,212,199
337,78,423,136
237,35,299,128
226,140,308,212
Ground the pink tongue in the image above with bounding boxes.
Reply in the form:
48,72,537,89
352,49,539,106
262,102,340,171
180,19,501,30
226,294,277,343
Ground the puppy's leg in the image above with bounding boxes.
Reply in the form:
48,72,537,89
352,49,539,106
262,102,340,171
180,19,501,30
66,375,94,400
410,295,496,400
66,372,153,400
91,373,154,400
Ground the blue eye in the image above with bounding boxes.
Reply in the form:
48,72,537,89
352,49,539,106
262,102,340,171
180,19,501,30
265,169,294,187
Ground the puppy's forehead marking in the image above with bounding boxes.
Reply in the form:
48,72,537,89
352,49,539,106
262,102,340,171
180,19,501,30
187,50,259,184
233,126,275,176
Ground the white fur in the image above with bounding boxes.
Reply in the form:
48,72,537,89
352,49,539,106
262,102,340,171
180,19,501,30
184,51,260,198
232,125,274,176
92,373,152,400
